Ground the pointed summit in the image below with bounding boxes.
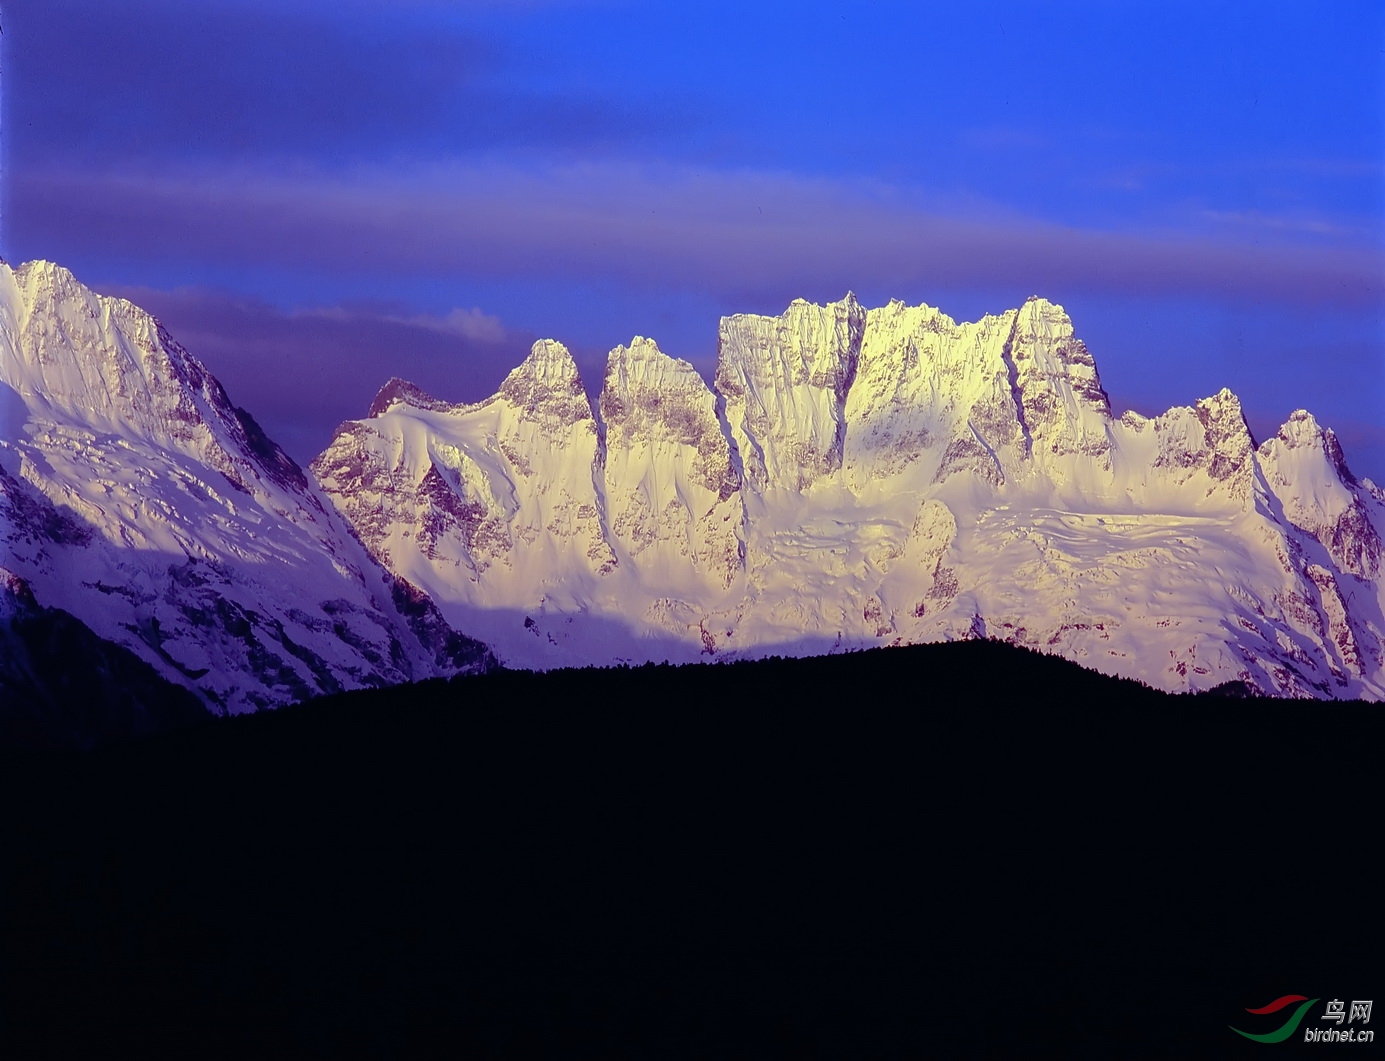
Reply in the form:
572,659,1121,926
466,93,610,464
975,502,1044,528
598,336,714,443
0,260,494,714
716,294,866,493
1271,409,1358,486
601,336,709,443
1006,296,1112,458
0,259,305,495
498,339,593,429
11,263,1377,702
1193,388,1254,481
599,336,742,588
367,378,455,419
600,336,733,464
508,338,582,383
1259,409,1380,579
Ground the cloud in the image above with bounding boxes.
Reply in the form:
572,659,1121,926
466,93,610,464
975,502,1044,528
2,0,675,166
404,308,508,343
1199,209,1361,238
307,305,508,343
97,285,535,463
16,161,1384,312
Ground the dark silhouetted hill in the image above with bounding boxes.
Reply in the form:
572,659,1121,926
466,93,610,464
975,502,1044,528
2,640,1378,1058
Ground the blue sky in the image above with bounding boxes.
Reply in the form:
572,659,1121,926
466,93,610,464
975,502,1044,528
3,0,1382,476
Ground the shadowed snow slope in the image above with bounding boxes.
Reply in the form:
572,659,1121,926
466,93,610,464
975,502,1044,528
0,261,493,716
315,294,1384,699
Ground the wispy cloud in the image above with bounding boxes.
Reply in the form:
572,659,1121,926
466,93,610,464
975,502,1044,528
18,161,1384,311
307,305,508,343
97,284,533,463
407,307,507,342
1199,209,1358,237
4,0,676,167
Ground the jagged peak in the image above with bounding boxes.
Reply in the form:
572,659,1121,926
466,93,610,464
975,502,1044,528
498,339,592,425
600,337,722,448
2,259,169,351
856,295,1076,340
1190,389,1252,450
728,293,1096,338
732,292,863,324
1177,388,1256,494
3,260,91,317
823,291,861,315
3,261,111,314
366,377,457,419
507,338,581,384
607,335,666,371
1196,387,1244,417
1263,409,1358,486
0,261,326,505
1275,408,1324,442
10,259,78,283
1019,294,1069,315
1152,388,1245,430
614,335,666,359
2,260,207,413
1120,409,1153,429
603,336,703,391
862,298,954,337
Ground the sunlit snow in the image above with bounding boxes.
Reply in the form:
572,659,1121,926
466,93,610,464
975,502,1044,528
2,260,1380,704
314,292,1384,698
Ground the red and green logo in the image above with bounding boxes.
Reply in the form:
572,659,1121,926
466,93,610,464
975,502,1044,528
1231,995,1320,1043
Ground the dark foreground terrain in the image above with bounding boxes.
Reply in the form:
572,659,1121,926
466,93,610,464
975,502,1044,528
2,641,1380,1058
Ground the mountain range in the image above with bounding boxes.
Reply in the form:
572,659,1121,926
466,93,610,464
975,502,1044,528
2,259,1381,733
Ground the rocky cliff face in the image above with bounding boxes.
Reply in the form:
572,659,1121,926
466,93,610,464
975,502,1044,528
0,261,492,716
315,291,1384,699
717,295,865,495
1258,410,1381,580
311,340,616,622
843,300,1018,490
600,338,742,592
3,260,1379,703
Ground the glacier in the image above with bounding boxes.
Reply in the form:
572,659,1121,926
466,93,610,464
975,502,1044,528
315,292,1384,699
0,260,492,716
2,259,1381,708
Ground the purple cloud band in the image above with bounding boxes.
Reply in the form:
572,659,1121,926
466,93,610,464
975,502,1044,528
16,162,1383,310
100,285,536,465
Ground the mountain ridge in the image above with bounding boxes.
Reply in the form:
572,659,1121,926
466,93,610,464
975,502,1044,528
314,284,1384,699
0,259,495,721
2,258,1382,713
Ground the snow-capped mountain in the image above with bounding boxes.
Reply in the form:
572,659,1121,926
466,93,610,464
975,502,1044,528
1,259,1379,708
316,293,1384,699
0,260,492,716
